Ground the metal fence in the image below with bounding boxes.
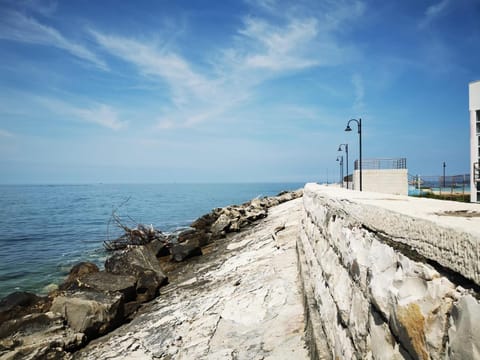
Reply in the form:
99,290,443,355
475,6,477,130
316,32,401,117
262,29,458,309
408,174,471,195
354,158,407,170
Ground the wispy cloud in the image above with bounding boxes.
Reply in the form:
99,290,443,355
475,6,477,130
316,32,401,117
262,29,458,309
352,73,365,112
0,129,14,137
419,0,451,28
238,17,320,71
0,10,106,69
89,29,210,105
37,97,126,130
89,1,364,130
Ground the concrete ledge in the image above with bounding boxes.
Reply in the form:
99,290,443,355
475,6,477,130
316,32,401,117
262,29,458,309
304,183,480,287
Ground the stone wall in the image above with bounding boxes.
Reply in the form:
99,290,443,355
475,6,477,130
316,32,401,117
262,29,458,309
298,183,480,359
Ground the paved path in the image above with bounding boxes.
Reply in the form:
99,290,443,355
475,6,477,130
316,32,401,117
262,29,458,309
75,198,308,360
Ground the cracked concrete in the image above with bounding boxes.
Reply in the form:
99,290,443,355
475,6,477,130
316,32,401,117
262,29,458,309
74,198,308,360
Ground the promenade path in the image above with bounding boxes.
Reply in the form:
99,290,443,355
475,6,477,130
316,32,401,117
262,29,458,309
75,198,308,360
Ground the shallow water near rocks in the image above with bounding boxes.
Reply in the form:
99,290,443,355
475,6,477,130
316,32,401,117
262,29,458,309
0,183,303,298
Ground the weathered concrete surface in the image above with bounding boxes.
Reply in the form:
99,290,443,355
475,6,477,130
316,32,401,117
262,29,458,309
74,198,308,360
299,183,480,359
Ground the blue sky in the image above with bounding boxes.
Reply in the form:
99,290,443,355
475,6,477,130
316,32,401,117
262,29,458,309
0,0,479,184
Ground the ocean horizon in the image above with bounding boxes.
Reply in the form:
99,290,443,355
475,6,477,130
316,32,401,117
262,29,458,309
0,182,305,298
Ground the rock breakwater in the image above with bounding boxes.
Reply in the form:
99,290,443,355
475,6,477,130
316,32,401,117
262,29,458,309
0,190,302,359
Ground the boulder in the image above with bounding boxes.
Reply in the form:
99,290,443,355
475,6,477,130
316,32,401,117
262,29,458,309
135,270,161,303
50,290,123,338
211,214,231,236
105,246,167,302
0,291,50,323
0,311,85,359
170,241,203,262
64,271,137,303
105,246,167,284
178,229,211,247
147,238,170,257
60,262,99,291
190,211,219,231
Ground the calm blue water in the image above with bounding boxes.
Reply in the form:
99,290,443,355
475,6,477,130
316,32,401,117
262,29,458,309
0,183,303,298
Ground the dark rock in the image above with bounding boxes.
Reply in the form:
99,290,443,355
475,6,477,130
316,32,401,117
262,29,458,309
0,311,85,358
0,291,51,324
147,238,170,257
105,246,168,302
170,241,203,262
60,262,99,291
190,212,219,231
178,229,211,247
135,270,161,302
105,246,167,284
67,271,137,303
50,290,123,339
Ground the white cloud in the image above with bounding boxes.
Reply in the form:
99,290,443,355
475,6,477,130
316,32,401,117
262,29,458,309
238,17,320,71
88,1,363,130
419,0,451,28
36,97,126,130
0,129,14,137
0,10,106,69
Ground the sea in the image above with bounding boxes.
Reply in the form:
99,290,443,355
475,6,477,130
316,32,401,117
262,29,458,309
0,183,304,299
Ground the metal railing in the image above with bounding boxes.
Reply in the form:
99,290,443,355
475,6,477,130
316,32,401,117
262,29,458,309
408,174,471,195
354,158,406,170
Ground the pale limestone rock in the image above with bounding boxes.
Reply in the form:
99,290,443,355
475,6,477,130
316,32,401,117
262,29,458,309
300,184,480,360
448,295,480,359
74,199,308,360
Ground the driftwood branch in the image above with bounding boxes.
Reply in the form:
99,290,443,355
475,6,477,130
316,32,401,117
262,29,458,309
104,197,166,251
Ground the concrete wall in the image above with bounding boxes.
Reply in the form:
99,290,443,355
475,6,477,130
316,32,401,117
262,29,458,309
298,184,480,359
470,81,480,203
353,169,408,195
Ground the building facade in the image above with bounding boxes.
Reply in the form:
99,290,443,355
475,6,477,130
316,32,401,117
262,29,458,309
352,158,408,196
470,81,480,203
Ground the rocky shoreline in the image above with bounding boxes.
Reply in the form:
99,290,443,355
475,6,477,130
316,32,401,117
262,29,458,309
0,190,302,359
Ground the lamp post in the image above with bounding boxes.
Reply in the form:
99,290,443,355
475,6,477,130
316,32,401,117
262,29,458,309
336,156,344,187
345,118,362,191
338,144,349,189
443,162,446,188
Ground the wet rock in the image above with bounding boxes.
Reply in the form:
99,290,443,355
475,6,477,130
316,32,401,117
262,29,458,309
170,241,203,262
0,291,50,323
50,290,123,339
0,311,85,359
60,262,99,291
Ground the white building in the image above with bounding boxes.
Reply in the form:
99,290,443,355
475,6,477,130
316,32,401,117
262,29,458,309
352,158,408,196
470,81,480,203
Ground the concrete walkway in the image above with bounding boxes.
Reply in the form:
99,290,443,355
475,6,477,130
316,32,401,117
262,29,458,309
75,198,308,360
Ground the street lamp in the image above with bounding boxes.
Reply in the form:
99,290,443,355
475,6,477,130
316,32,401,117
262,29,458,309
345,118,362,191
338,144,349,189
336,155,344,187
443,162,446,189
